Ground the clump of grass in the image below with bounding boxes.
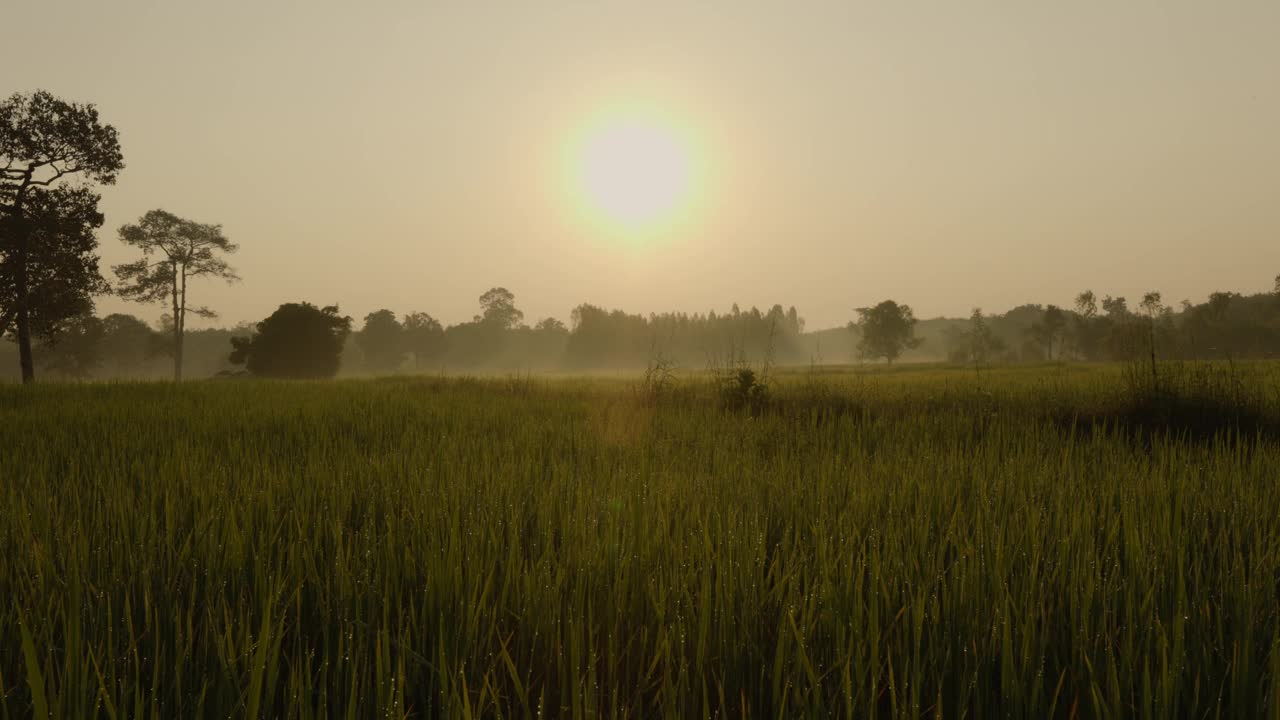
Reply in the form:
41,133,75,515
710,326,776,413
717,365,769,411
0,364,1278,717
1094,359,1280,443
635,345,678,406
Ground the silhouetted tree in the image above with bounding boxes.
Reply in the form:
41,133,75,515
1101,295,1129,319
1,186,110,375
1075,291,1097,319
99,313,164,376
39,313,105,378
1206,291,1234,321
565,303,650,368
1139,291,1165,379
535,317,567,333
477,287,524,329
1027,305,1067,360
229,303,351,379
114,210,239,381
356,309,405,373
948,308,1004,367
403,311,445,369
1,91,122,383
852,300,921,364
1070,290,1105,360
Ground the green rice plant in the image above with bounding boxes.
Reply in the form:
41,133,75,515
0,365,1277,717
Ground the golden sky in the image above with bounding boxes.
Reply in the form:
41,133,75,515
9,1,1280,329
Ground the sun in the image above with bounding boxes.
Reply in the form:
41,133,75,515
572,106,696,233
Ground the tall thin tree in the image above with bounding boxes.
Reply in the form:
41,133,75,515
114,210,239,381
1139,291,1164,382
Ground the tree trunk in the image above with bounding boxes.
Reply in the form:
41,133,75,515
1148,323,1158,384
16,302,34,384
11,206,35,384
174,322,184,382
172,262,183,382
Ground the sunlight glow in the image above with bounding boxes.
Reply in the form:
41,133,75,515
572,105,697,234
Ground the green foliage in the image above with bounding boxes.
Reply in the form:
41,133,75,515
1,90,123,383
113,210,239,308
853,300,921,364
566,302,806,370
229,302,352,378
945,308,1005,367
402,311,445,369
718,365,769,410
0,90,124,196
1,366,1279,716
96,313,167,376
477,286,523,329
38,313,105,378
114,209,238,380
1025,304,1067,360
15,280,1280,380
0,186,108,341
355,309,405,373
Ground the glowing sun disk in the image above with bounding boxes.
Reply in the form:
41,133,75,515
575,112,693,230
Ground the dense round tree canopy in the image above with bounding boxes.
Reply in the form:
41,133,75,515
229,302,351,379
1,90,124,383
0,90,124,206
477,287,523,329
853,299,921,364
402,311,445,367
355,308,405,373
0,186,108,341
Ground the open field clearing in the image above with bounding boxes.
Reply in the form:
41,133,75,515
2,364,1279,717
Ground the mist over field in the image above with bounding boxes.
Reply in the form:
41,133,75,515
5,281,1280,382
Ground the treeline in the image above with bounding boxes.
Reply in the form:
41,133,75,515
935,287,1280,366
0,289,812,379
5,281,1280,381
0,314,250,380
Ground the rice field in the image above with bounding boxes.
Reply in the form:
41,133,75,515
2,364,1279,718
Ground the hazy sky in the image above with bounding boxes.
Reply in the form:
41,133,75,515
9,1,1279,330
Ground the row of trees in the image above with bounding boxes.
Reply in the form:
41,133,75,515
2,91,241,384
0,287,811,379
1,311,253,381
234,281,1280,379
296,291,808,378
9,280,1280,381
178,290,806,379
937,284,1280,368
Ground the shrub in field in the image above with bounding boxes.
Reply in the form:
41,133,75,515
1107,358,1279,442
636,347,677,405
709,336,774,412
718,365,769,411
229,302,352,378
